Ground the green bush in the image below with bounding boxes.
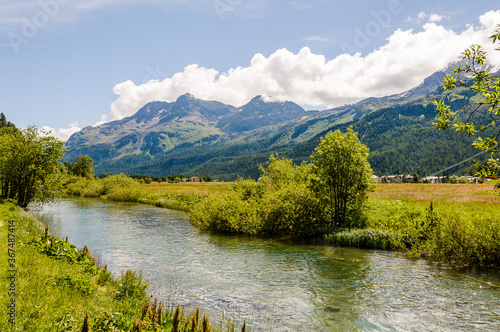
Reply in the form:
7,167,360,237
431,211,500,267
82,179,105,197
62,174,142,202
191,160,326,238
55,274,95,295
259,184,324,237
191,192,262,235
116,270,149,300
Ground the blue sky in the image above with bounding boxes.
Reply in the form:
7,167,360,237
1,0,500,140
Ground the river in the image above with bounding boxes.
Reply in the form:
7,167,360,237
32,197,500,331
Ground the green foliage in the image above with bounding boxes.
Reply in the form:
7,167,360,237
62,174,142,202
91,312,131,331
66,155,95,179
192,131,376,237
434,24,500,181
139,192,209,212
55,274,95,295
0,126,65,207
311,126,374,228
192,153,343,238
0,112,15,128
324,228,402,250
115,270,149,300
191,191,262,234
431,210,500,267
97,268,114,286
29,232,95,267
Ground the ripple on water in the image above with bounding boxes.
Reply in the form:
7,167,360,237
32,198,500,332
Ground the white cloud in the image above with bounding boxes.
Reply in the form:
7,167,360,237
108,10,500,121
417,12,427,21
303,35,331,42
428,13,444,23
42,122,81,141
406,12,445,24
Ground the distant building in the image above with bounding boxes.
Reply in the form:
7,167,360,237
189,176,200,182
387,175,403,183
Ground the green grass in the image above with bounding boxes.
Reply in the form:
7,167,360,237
324,184,500,268
140,182,231,195
0,199,245,331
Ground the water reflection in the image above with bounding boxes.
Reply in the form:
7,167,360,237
32,198,500,331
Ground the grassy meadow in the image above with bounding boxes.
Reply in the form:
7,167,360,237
139,182,231,195
370,183,499,206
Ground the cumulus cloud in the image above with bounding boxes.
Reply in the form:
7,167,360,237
428,13,444,23
107,10,500,122
41,122,81,141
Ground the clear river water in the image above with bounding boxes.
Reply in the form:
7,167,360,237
32,198,500,331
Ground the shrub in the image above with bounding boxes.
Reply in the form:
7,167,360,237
191,192,262,235
116,270,149,300
55,274,95,295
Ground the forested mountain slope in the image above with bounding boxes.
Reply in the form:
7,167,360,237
64,68,490,180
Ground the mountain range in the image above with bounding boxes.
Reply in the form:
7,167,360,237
64,66,489,180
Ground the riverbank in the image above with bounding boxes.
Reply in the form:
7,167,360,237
0,199,243,331
61,176,500,269
161,182,500,269
30,197,500,331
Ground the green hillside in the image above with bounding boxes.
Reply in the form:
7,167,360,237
63,69,494,180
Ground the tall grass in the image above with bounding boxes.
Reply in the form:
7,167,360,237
139,192,209,212
326,184,500,268
140,182,231,195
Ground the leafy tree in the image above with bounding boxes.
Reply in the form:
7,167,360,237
0,113,15,128
434,24,500,180
69,155,95,178
402,172,408,183
412,172,420,183
0,126,65,207
311,126,374,228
